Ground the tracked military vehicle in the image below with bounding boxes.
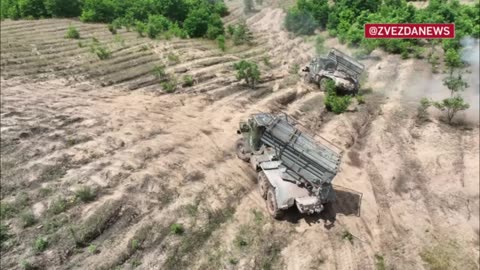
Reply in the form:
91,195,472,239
302,48,365,94
236,113,343,219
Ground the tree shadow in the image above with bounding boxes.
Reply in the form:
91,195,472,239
281,186,363,230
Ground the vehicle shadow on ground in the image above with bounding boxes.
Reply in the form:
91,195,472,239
281,187,363,230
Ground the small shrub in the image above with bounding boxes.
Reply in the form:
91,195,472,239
324,80,352,114
401,50,409,59
233,60,260,89
167,53,180,64
20,211,36,228
0,202,17,219
20,260,34,270
262,56,272,67
146,15,170,39
315,35,327,54
289,63,300,74
170,223,184,235
229,258,239,265
107,23,117,34
355,95,365,104
227,25,235,36
342,230,353,244
88,244,98,254
162,79,177,93
152,65,166,79
94,45,111,60
0,224,11,249
182,75,194,87
75,186,96,203
216,35,226,51
232,22,253,46
374,254,386,270
78,41,84,48
135,21,147,37
49,197,66,215
417,97,431,121
33,237,48,252
130,239,140,251
65,25,80,39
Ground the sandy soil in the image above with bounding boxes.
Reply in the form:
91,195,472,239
1,1,479,270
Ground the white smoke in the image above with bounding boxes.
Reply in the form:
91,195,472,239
459,37,479,124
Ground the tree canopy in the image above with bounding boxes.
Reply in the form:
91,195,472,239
1,0,229,40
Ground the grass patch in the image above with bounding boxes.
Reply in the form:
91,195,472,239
65,25,80,39
167,53,180,65
75,186,96,203
182,75,194,87
48,197,67,215
164,207,235,269
161,78,177,93
170,223,184,235
20,211,36,228
152,65,166,79
374,254,386,270
0,223,11,250
43,214,68,234
342,230,354,244
419,240,477,270
38,162,68,182
88,244,98,254
33,237,48,253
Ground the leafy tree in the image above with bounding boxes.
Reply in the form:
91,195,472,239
80,0,117,22
430,74,470,124
44,0,81,17
444,48,462,75
433,96,469,124
206,14,224,39
232,22,253,45
150,0,188,22
183,8,210,38
18,0,47,18
233,60,260,89
146,15,170,38
135,21,147,37
284,7,317,35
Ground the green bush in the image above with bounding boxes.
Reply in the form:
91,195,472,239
135,21,147,37
146,14,170,38
206,14,224,39
232,22,253,46
33,237,48,252
216,35,226,51
324,80,352,114
170,223,184,235
183,8,210,38
162,78,177,93
182,75,194,87
65,25,80,39
20,211,36,228
48,197,66,215
75,186,96,203
152,65,166,79
233,60,260,89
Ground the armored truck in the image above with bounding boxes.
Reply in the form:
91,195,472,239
302,48,365,94
236,113,343,219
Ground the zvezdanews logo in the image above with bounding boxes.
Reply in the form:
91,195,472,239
365,23,455,39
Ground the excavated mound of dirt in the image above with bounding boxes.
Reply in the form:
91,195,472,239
1,1,479,269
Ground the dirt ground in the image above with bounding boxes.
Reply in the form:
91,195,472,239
1,1,479,270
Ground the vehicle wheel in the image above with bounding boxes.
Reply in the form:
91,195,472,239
235,138,250,162
258,171,269,199
266,187,284,219
319,78,329,92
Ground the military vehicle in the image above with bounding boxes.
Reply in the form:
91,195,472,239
302,48,365,94
236,113,343,219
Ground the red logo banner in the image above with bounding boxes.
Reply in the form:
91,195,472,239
364,23,455,39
